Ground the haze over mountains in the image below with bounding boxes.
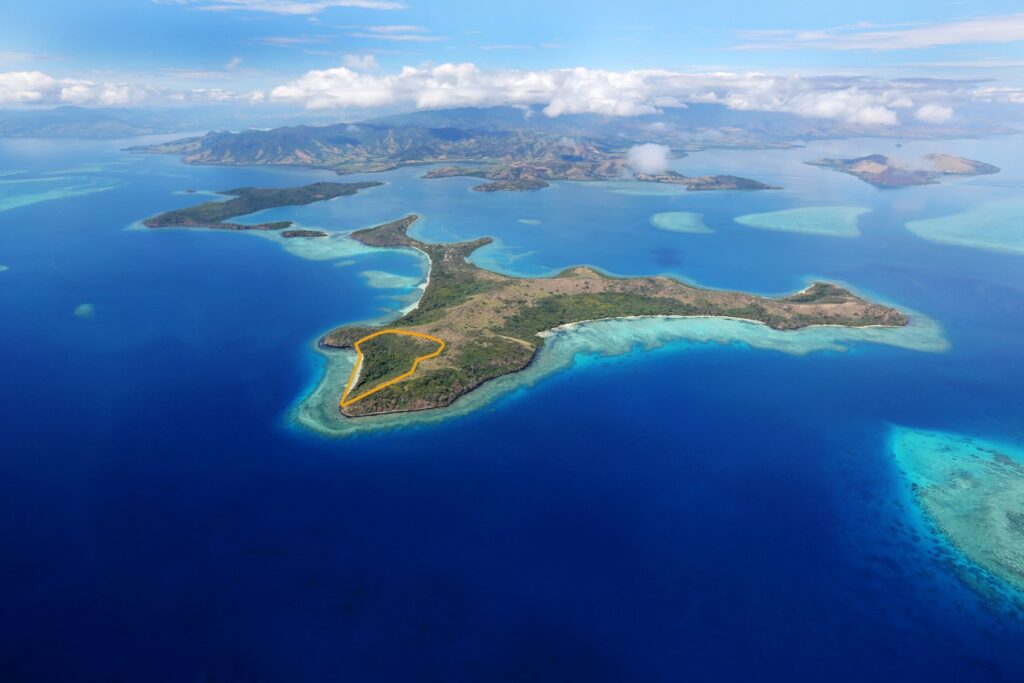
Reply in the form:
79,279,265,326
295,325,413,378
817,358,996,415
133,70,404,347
1,102,1018,143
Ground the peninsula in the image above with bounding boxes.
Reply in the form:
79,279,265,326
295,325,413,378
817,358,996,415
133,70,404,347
806,154,999,187
143,181,381,230
323,215,908,417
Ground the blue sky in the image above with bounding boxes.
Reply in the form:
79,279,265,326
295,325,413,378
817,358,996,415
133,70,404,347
6,1,1024,75
1,0,1023,125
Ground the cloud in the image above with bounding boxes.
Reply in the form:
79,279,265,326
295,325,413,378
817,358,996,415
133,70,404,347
174,0,405,14
902,59,1024,69
346,26,443,42
347,33,443,42
734,14,1024,51
342,54,379,71
478,43,564,51
225,56,243,70
254,36,329,46
972,85,1024,104
5,64,1015,128
627,143,670,175
269,63,998,125
915,103,954,124
0,51,55,65
0,70,253,106
361,25,427,33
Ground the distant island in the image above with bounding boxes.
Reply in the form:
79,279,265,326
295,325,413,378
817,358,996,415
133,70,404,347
131,122,778,193
0,105,168,139
807,154,999,187
424,164,778,192
282,229,329,238
323,215,908,417
143,181,381,230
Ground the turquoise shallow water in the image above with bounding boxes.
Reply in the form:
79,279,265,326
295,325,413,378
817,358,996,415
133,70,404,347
0,133,1023,681
734,206,870,237
890,427,1024,605
650,211,713,233
906,197,1024,255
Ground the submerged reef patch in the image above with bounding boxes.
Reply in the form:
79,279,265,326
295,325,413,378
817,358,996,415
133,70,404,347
735,206,870,237
651,212,714,234
891,427,1024,602
0,177,121,213
906,198,1024,256
73,303,96,320
360,270,422,290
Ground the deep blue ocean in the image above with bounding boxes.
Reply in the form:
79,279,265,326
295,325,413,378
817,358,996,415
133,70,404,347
1,135,1022,681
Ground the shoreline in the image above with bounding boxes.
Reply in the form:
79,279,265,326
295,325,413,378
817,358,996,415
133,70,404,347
399,244,432,315
539,312,912,338
290,306,949,438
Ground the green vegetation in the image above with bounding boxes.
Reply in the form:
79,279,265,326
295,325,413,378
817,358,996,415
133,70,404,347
501,293,698,343
784,282,859,304
323,215,909,417
473,179,550,192
348,336,533,415
281,229,329,238
401,255,502,323
134,124,779,193
144,181,382,229
350,333,442,397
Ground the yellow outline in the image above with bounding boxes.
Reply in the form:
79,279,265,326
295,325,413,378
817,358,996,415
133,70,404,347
339,329,446,408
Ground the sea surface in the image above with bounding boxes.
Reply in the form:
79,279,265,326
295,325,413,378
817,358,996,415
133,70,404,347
1,134,1023,681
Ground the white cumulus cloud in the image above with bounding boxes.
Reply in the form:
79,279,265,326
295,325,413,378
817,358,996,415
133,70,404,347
915,103,954,124
268,63,985,125
0,70,251,107
626,143,671,175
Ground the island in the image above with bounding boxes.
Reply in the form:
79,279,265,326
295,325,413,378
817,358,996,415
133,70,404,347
281,229,329,238
143,181,382,230
806,154,999,187
474,178,551,192
424,164,778,192
131,123,779,193
142,181,910,420
323,215,908,417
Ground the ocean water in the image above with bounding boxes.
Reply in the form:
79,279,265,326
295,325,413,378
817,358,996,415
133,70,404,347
1,134,1023,681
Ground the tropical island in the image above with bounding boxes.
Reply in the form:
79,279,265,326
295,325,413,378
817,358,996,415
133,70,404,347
806,154,999,187
423,163,778,192
323,215,908,417
143,181,381,230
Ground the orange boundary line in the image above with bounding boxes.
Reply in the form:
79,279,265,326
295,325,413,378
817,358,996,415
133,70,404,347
339,329,445,408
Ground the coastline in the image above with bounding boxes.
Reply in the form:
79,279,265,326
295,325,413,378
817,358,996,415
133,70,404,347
399,244,432,315
291,307,949,438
